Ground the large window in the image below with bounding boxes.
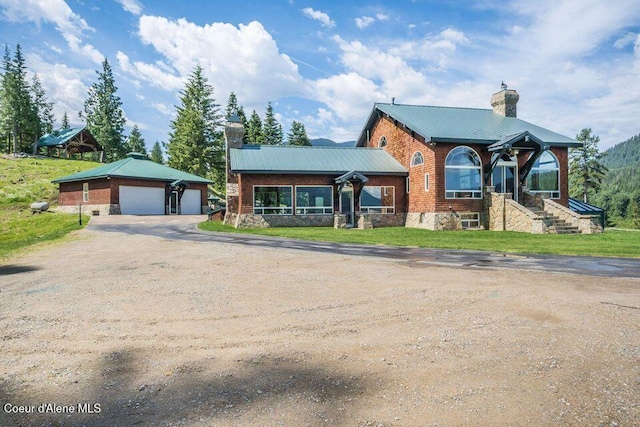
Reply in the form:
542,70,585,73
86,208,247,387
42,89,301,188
526,151,560,199
361,186,395,213
445,146,482,199
254,186,292,215
295,186,333,214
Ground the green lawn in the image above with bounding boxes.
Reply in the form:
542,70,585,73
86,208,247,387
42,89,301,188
198,221,640,258
0,156,99,260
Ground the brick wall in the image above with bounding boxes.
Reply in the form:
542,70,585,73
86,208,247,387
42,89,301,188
237,173,406,215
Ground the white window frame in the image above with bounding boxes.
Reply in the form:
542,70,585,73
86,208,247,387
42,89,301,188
295,185,334,215
82,182,89,202
411,151,424,167
360,186,395,214
459,212,480,229
445,146,483,199
424,173,430,191
526,151,560,199
253,185,293,215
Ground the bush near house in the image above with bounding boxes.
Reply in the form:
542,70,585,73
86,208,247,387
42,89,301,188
0,156,97,259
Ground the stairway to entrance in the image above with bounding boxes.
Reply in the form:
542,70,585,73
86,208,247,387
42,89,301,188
526,207,582,234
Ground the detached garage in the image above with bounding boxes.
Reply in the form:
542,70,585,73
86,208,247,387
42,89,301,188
53,152,213,215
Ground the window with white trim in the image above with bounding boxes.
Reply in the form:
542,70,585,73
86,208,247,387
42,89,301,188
361,186,395,213
526,151,560,199
379,136,387,148
445,146,483,199
253,186,292,215
295,186,333,214
424,173,430,191
459,212,480,229
411,151,424,166
82,182,89,202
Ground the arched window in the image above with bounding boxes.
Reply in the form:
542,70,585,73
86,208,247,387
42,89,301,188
526,151,560,199
411,151,424,167
445,146,482,199
379,136,387,148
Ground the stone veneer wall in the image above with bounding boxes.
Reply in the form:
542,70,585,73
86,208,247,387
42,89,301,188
235,214,334,228
543,199,603,234
485,191,547,234
405,212,462,230
54,204,121,215
370,213,406,228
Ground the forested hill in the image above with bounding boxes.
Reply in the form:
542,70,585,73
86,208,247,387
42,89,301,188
590,133,640,227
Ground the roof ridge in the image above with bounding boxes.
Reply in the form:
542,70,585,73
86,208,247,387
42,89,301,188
240,144,375,150
376,103,492,112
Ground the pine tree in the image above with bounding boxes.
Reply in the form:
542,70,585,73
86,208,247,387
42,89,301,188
569,128,608,203
287,121,311,146
30,74,55,154
61,111,70,129
150,141,164,164
246,110,264,145
0,45,12,154
263,102,283,145
81,57,126,163
166,65,224,191
1,44,35,154
126,124,147,155
629,193,640,228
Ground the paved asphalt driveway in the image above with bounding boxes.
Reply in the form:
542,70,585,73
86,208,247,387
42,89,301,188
87,215,640,279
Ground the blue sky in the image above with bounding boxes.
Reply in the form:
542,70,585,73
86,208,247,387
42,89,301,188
1,0,639,150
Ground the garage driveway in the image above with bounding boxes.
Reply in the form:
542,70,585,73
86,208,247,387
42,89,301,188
87,215,640,278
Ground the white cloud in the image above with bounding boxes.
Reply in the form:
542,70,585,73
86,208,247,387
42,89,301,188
115,0,142,15
376,13,389,21
614,32,638,49
355,16,375,30
0,0,103,63
301,7,335,28
133,16,304,107
116,50,184,90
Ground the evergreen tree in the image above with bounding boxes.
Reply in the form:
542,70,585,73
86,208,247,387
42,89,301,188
569,128,608,203
628,194,640,228
262,101,283,145
61,111,70,129
1,44,35,154
81,57,126,163
246,110,264,144
30,74,55,154
166,65,224,191
126,124,147,155
0,45,12,153
287,120,311,146
150,141,164,164
225,92,249,143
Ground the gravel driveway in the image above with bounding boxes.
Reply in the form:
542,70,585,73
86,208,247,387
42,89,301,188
1,216,638,426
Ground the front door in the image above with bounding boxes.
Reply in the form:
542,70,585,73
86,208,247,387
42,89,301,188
169,191,179,214
340,186,354,227
492,155,518,202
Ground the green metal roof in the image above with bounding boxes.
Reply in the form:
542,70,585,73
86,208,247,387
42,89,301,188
357,103,580,147
52,153,213,184
38,127,88,147
230,145,407,175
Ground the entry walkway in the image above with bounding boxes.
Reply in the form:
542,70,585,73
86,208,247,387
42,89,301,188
87,216,640,279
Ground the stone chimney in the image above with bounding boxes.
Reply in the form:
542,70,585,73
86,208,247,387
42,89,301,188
223,114,245,226
490,82,519,117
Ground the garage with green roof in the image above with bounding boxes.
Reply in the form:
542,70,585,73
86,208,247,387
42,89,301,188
53,152,212,215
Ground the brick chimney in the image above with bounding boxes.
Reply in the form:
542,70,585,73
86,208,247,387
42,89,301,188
490,82,519,117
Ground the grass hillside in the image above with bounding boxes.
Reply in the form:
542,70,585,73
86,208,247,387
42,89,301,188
0,156,100,260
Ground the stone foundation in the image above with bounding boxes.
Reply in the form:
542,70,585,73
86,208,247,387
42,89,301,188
405,212,461,230
369,213,406,228
54,204,121,215
235,214,334,228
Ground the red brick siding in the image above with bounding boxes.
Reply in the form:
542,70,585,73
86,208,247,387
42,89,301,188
236,173,406,214
59,178,208,207
367,114,570,211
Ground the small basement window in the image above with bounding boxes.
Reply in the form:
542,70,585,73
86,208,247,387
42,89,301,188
82,182,89,202
459,212,480,229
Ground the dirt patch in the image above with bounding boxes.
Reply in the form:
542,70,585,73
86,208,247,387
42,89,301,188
1,228,638,426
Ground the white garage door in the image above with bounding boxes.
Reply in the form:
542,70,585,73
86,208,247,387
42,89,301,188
181,189,202,215
120,186,165,215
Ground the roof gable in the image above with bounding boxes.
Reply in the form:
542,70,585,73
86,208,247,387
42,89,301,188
357,103,579,147
230,145,407,175
52,155,213,184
